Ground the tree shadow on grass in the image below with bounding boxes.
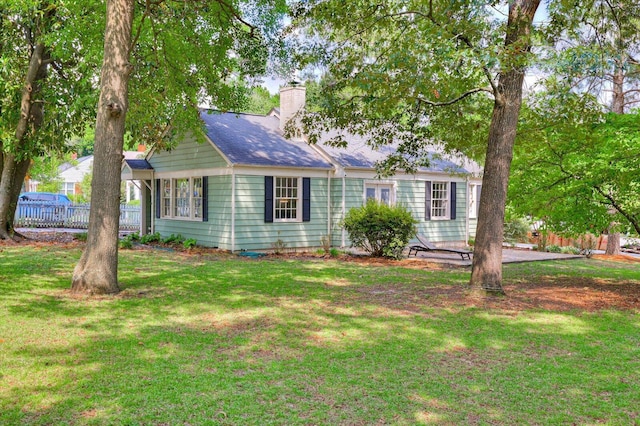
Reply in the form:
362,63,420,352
2,248,640,424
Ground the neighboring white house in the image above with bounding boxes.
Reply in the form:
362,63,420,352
58,150,146,201
58,155,93,196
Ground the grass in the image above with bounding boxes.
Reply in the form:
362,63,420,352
1,246,639,425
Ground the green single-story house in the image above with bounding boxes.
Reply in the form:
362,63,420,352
121,85,482,252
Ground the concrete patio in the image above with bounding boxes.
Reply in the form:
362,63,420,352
409,247,584,266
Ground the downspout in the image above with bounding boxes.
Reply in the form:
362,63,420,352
465,177,470,247
327,172,331,240
231,168,236,252
341,174,346,247
150,178,155,234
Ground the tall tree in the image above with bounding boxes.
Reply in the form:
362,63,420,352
510,0,640,254
71,0,135,294
0,2,98,240
469,0,540,293
509,97,640,243
244,86,280,115
71,0,286,294
290,0,540,294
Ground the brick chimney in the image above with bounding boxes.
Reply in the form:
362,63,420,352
279,83,306,134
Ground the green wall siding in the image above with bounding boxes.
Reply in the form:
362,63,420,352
468,218,478,239
150,136,227,171
154,175,231,248
151,164,470,250
329,178,364,246
232,175,330,251
329,179,468,248
412,180,468,245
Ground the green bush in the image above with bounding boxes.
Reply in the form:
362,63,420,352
119,239,133,249
546,244,562,253
342,199,417,259
140,232,161,244
561,246,581,255
271,238,287,255
503,217,530,243
122,232,139,242
183,238,197,250
162,234,185,244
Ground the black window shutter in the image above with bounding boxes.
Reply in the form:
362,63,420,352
264,176,273,223
476,185,482,217
449,182,456,220
302,177,311,222
425,181,432,221
202,176,208,222
450,182,457,220
155,179,161,219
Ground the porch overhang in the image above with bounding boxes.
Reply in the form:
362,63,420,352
121,159,154,181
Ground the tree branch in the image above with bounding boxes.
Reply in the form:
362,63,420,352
130,0,153,52
594,185,640,235
416,87,493,106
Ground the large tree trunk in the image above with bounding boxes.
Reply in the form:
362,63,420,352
605,229,621,255
0,43,48,240
71,0,134,295
604,57,625,255
470,0,540,295
0,156,31,239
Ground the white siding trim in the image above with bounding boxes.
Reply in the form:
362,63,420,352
341,175,346,247
203,133,234,166
327,173,331,238
231,170,236,253
344,168,467,182
232,165,333,178
154,167,231,179
465,178,470,246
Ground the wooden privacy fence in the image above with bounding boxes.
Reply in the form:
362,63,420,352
14,201,140,230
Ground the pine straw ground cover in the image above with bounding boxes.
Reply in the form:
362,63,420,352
1,238,639,425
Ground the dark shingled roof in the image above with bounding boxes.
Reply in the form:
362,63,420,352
317,136,470,173
124,159,153,170
201,111,333,169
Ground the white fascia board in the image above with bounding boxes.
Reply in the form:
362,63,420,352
202,131,233,167
231,164,334,178
153,167,232,179
343,168,469,182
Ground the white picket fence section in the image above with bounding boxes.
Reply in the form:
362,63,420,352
14,201,140,230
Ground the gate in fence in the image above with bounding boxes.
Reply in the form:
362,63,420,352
14,201,141,230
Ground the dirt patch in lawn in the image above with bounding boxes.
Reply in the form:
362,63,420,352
6,232,639,313
285,252,639,313
350,276,640,314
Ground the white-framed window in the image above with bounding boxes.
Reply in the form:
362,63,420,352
160,177,204,220
59,182,75,195
431,181,449,219
274,177,300,221
192,177,203,219
161,179,172,217
469,183,481,219
365,182,395,205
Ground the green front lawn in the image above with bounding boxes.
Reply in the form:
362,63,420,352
1,245,638,425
